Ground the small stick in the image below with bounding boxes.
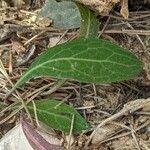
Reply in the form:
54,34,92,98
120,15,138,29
24,31,45,46
32,100,40,127
67,114,75,150
8,50,13,74
103,30,150,36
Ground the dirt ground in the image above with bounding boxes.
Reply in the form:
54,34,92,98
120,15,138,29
0,0,150,150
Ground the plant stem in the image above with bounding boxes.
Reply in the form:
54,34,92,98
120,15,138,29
75,3,99,38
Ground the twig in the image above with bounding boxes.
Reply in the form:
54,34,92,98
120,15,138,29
25,82,54,99
55,30,69,45
67,114,75,150
24,31,46,46
103,30,150,35
32,100,40,127
41,79,66,96
124,22,146,49
0,107,21,125
98,16,110,37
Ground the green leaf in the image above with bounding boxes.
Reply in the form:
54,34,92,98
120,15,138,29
11,38,143,93
27,100,90,133
39,0,80,29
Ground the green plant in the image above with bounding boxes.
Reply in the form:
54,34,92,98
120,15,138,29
8,1,143,133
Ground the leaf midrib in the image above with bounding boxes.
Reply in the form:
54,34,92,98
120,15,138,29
14,56,140,88
30,57,138,73
16,57,136,86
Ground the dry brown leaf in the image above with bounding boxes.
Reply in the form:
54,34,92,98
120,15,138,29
11,41,26,54
92,123,121,144
36,17,52,27
76,0,129,18
77,0,120,15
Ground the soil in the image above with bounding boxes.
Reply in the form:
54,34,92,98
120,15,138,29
0,0,150,150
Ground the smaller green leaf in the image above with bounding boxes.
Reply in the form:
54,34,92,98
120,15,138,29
27,100,90,133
